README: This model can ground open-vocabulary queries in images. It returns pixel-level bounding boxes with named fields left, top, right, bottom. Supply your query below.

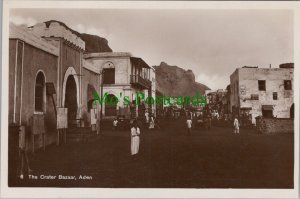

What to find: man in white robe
left=131, top=121, right=141, bottom=156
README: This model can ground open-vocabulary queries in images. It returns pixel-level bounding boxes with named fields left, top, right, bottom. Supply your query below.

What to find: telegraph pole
left=100, top=70, right=104, bottom=134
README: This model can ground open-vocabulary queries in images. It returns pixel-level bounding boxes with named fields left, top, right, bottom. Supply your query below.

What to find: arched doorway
left=35, top=71, right=45, bottom=112
left=65, top=75, right=78, bottom=126
left=105, top=94, right=117, bottom=116
left=290, top=103, right=294, bottom=119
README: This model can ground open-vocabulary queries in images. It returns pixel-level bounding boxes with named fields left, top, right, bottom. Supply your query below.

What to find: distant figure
left=216, top=112, right=220, bottom=120
left=149, top=115, right=155, bottom=130
left=186, top=117, right=192, bottom=136
left=233, top=116, right=240, bottom=134
left=131, top=120, right=141, bottom=157
left=113, top=118, right=118, bottom=130
left=204, top=110, right=212, bottom=130
left=145, top=111, right=149, bottom=125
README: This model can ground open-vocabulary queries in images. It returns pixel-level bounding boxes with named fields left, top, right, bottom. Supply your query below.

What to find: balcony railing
left=130, top=75, right=151, bottom=89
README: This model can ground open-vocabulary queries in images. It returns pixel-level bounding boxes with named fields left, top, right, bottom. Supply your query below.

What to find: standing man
left=145, top=111, right=149, bottom=128
left=149, top=114, right=155, bottom=130
left=186, top=116, right=192, bottom=136
left=131, top=120, right=141, bottom=159
left=233, top=116, right=240, bottom=134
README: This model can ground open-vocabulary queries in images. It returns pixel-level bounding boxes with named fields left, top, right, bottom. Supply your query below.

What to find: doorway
left=65, top=75, right=78, bottom=126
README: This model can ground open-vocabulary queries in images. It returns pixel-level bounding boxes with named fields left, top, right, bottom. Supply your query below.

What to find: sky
left=9, top=9, right=294, bottom=90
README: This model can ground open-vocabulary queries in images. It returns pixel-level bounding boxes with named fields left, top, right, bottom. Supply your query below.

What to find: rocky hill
left=153, top=62, right=210, bottom=96
left=80, top=33, right=112, bottom=53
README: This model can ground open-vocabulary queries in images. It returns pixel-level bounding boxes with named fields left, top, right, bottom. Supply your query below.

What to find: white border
left=1, top=1, right=300, bottom=198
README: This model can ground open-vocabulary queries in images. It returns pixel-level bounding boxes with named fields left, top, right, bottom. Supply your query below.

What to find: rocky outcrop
left=80, top=33, right=112, bottom=53
left=153, top=62, right=210, bottom=96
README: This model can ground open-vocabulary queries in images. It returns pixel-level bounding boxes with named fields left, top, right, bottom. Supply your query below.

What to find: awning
left=262, top=105, right=273, bottom=110
left=130, top=57, right=150, bottom=68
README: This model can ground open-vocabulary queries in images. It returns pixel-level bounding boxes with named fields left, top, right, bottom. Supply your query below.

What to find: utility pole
left=100, top=70, right=104, bottom=134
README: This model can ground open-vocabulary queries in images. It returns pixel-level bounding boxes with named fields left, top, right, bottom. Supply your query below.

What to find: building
left=9, top=21, right=102, bottom=151
left=205, top=89, right=228, bottom=118
left=9, top=23, right=59, bottom=151
left=83, top=52, right=154, bottom=120
left=230, top=64, right=294, bottom=124
left=9, top=19, right=158, bottom=152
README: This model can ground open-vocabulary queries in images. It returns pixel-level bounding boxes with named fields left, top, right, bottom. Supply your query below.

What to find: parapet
left=9, top=23, right=59, bottom=56
left=30, top=21, right=85, bottom=51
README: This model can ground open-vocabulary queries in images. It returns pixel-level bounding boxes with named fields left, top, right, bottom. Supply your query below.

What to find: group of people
left=185, top=114, right=240, bottom=136
left=123, top=111, right=241, bottom=160
left=144, top=111, right=160, bottom=130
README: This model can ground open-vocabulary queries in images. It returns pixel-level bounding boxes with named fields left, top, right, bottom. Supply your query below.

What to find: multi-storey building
left=9, top=21, right=102, bottom=151
left=9, top=20, right=158, bottom=152
left=83, top=52, right=154, bottom=120
left=230, top=64, right=294, bottom=124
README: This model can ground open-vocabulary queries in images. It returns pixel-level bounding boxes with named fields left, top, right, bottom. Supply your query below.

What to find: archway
left=65, top=75, right=78, bottom=125
left=34, top=71, right=46, bottom=112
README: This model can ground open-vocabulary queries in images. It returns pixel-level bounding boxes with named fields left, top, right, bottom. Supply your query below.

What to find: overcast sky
left=10, top=9, right=293, bottom=90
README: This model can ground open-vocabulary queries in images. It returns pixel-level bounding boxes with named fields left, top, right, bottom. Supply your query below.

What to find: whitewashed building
left=230, top=64, right=294, bottom=124
left=83, top=52, right=155, bottom=119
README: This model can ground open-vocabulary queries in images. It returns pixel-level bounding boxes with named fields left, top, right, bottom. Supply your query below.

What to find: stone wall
left=256, top=117, right=294, bottom=134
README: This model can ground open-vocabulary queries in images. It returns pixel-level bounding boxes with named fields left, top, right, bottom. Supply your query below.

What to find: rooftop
left=9, top=23, right=59, bottom=56
left=84, top=52, right=131, bottom=59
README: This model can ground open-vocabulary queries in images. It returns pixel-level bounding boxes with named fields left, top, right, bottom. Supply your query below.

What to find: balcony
left=130, top=75, right=151, bottom=89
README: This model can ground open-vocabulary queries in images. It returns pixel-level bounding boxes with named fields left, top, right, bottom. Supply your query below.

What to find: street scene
left=15, top=118, right=294, bottom=188
left=7, top=7, right=295, bottom=189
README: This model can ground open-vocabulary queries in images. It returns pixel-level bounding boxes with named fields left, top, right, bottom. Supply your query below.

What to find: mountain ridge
left=153, top=62, right=210, bottom=96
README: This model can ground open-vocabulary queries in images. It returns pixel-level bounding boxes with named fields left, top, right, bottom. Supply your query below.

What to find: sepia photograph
left=1, top=0, right=299, bottom=198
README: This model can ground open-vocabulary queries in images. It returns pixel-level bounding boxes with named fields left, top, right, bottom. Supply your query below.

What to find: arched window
left=105, top=94, right=117, bottom=116
left=35, top=71, right=45, bottom=112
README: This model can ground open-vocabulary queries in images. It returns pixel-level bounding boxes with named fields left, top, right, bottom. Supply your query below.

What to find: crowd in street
left=110, top=106, right=241, bottom=160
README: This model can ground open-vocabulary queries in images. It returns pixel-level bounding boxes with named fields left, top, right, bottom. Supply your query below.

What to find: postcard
left=1, top=0, right=299, bottom=198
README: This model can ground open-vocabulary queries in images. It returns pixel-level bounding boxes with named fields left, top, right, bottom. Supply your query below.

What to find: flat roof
left=84, top=52, right=131, bottom=59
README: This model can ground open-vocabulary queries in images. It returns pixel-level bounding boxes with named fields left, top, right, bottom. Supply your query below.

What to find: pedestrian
left=19, top=126, right=33, bottom=179
left=149, top=114, right=155, bottom=130
left=112, top=117, right=118, bottom=130
left=186, top=116, right=192, bottom=136
left=233, top=116, right=240, bottom=134
left=145, top=111, right=149, bottom=127
left=131, top=120, right=141, bottom=158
